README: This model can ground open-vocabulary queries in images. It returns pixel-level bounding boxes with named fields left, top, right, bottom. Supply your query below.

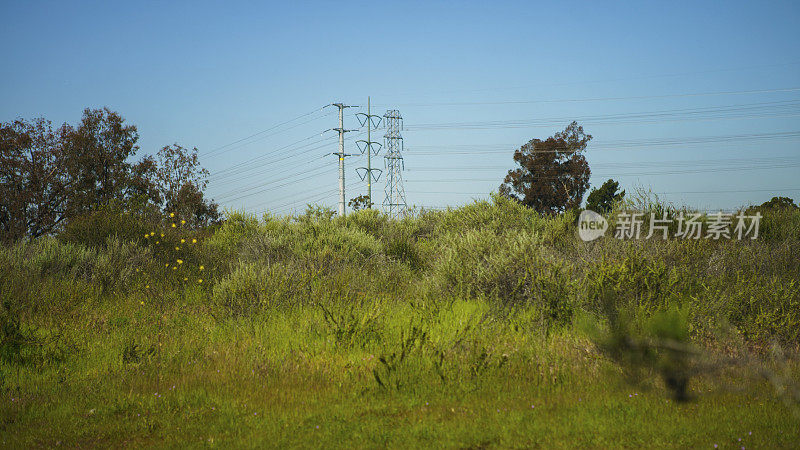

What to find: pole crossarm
left=328, top=102, right=357, bottom=217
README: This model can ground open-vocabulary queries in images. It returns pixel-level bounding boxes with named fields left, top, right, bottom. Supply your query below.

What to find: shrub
left=584, top=252, right=685, bottom=313
left=211, top=263, right=316, bottom=317
left=1, top=237, right=148, bottom=293
left=432, top=194, right=544, bottom=237
left=203, top=211, right=260, bottom=259
left=239, top=219, right=382, bottom=269
left=722, top=276, right=800, bottom=345
left=59, top=202, right=158, bottom=248
left=753, top=206, right=800, bottom=242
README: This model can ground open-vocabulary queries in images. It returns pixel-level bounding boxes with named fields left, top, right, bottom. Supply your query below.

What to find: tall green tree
left=61, top=108, right=151, bottom=213
left=0, top=118, right=70, bottom=241
left=760, top=196, right=797, bottom=209
left=586, top=179, right=625, bottom=213
left=499, top=121, right=592, bottom=214
left=1, top=108, right=219, bottom=242
left=152, top=144, right=219, bottom=227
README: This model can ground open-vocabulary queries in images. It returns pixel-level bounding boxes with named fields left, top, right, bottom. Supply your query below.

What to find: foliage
left=1, top=198, right=799, bottom=447
left=152, top=144, right=220, bottom=227
left=760, top=196, right=797, bottom=209
left=58, top=201, right=158, bottom=249
left=348, top=194, right=374, bottom=211
left=0, top=117, right=70, bottom=241
left=585, top=178, right=625, bottom=213
left=0, top=109, right=218, bottom=243
left=499, top=121, right=592, bottom=214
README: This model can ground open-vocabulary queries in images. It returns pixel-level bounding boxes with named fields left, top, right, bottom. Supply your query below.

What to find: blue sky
left=2, top=0, right=799, bottom=215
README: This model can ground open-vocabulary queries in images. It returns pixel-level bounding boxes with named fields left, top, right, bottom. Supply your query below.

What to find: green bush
left=722, top=276, right=800, bottom=344
left=211, top=263, right=316, bottom=316
left=1, top=237, right=148, bottom=293
left=203, top=211, right=261, bottom=259
left=59, top=202, right=158, bottom=249
left=239, top=219, right=382, bottom=269
left=584, top=252, right=685, bottom=313
left=754, top=206, right=800, bottom=242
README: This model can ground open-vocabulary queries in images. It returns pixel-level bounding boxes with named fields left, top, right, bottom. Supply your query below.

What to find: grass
left=1, top=195, right=799, bottom=447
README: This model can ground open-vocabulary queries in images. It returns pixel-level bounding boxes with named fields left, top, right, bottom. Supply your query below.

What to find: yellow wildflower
left=181, top=220, right=186, bottom=225
left=150, top=232, right=155, bottom=236
left=184, top=277, right=188, bottom=281
left=175, top=246, right=180, bottom=251
left=160, top=233, right=164, bottom=238
left=177, top=259, right=183, bottom=265
left=155, top=241, right=160, bottom=244
left=181, top=239, right=185, bottom=243
left=192, top=238, right=197, bottom=244
left=140, top=300, right=145, bottom=305
left=172, top=266, right=177, bottom=270
left=171, top=223, right=176, bottom=228
left=198, top=278, right=203, bottom=284
left=170, top=212, right=175, bottom=218
left=165, top=263, right=170, bottom=267
left=144, top=233, right=149, bottom=238
left=199, top=265, right=204, bottom=271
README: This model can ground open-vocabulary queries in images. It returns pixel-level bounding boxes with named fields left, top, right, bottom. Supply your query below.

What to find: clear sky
left=2, top=0, right=799, bottom=215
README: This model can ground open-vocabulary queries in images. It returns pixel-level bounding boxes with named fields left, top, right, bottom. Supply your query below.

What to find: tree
left=760, top=196, right=797, bottom=209
left=1, top=109, right=220, bottom=242
left=61, top=108, right=149, bottom=213
left=0, top=118, right=70, bottom=241
left=348, top=194, right=373, bottom=211
left=586, top=179, right=625, bottom=213
left=152, top=144, right=220, bottom=227
left=499, top=121, right=592, bottom=214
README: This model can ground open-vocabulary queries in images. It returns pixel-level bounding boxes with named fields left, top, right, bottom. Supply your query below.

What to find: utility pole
left=356, top=97, right=383, bottom=208
left=327, top=102, right=357, bottom=217
left=383, top=109, right=407, bottom=218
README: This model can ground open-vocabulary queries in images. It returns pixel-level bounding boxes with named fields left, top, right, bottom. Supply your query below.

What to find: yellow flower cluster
left=138, top=211, right=209, bottom=297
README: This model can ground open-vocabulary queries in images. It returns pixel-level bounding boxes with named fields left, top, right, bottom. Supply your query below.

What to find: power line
left=264, top=188, right=340, bottom=216
left=213, top=158, right=329, bottom=201
left=368, top=60, right=800, bottom=98
left=210, top=128, right=370, bottom=183
left=210, top=138, right=332, bottom=183
left=251, top=185, right=338, bottom=213
left=408, top=131, right=800, bottom=155
left=403, top=100, right=800, bottom=131
left=210, top=133, right=326, bottom=179
left=404, top=156, right=800, bottom=172
left=402, top=162, right=800, bottom=183
left=201, top=106, right=330, bottom=158
left=371, top=87, right=800, bottom=108
left=220, top=165, right=333, bottom=203
left=208, top=130, right=371, bottom=208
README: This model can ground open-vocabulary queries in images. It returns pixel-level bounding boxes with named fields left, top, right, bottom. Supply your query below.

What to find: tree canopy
left=760, top=196, right=797, bottom=209
left=499, top=121, right=592, bottom=214
left=0, top=108, right=218, bottom=243
left=586, top=179, right=625, bottom=213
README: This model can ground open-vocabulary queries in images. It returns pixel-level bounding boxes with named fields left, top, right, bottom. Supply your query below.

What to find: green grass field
left=2, top=196, right=799, bottom=448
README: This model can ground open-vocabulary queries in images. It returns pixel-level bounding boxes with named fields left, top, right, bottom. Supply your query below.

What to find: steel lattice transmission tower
left=383, top=109, right=407, bottom=218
